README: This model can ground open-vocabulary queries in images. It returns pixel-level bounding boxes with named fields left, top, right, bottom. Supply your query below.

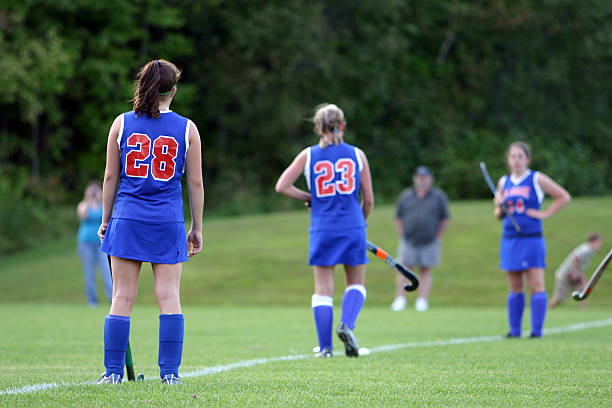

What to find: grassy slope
left=1, top=197, right=611, bottom=306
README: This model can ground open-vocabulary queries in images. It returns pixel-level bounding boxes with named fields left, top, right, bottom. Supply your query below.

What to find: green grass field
left=1, top=197, right=611, bottom=406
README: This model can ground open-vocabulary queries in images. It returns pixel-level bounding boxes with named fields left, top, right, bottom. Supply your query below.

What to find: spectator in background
left=391, top=166, right=449, bottom=312
left=77, top=180, right=113, bottom=306
left=549, top=233, right=603, bottom=309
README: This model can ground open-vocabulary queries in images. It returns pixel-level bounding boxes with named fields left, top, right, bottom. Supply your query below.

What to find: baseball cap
left=414, top=166, right=433, bottom=176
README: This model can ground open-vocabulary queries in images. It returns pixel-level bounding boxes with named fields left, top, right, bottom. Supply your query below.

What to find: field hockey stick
left=106, top=255, right=144, bottom=382
left=366, top=241, right=419, bottom=291
left=572, top=248, right=612, bottom=301
left=479, top=162, right=522, bottom=233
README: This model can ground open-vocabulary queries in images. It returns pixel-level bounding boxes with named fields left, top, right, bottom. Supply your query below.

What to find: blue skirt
left=309, top=228, right=369, bottom=267
left=101, top=218, right=188, bottom=264
left=500, top=235, right=546, bottom=271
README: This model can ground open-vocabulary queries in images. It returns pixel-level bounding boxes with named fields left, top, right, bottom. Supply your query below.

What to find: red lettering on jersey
left=314, top=161, right=335, bottom=197
left=336, top=158, right=356, bottom=194
left=151, top=136, right=178, bottom=181
left=504, top=186, right=530, bottom=199
left=125, top=133, right=151, bottom=178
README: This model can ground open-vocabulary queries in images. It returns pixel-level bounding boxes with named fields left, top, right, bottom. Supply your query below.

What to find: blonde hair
left=313, top=104, right=345, bottom=149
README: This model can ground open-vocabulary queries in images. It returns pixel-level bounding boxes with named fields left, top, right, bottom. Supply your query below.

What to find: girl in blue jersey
left=276, top=104, right=374, bottom=357
left=494, top=141, right=570, bottom=338
left=97, top=59, right=204, bottom=384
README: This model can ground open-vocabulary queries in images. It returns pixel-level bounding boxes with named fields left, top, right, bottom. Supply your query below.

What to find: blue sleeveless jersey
left=111, top=111, right=190, bottom=223
left=305, top=142, right=366, bottom=232
left=501, top=170, right=543, bottom=237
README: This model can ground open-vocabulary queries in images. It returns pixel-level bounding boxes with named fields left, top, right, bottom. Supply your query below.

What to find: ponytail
left=132, top=59, right=181, bottom=118
left=313, top=104, right=345, bottom=149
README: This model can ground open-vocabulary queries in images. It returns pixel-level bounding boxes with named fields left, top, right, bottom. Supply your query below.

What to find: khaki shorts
left=552, top=276, right=580, bottom=303
left=397, top=238, right=441, bottom=269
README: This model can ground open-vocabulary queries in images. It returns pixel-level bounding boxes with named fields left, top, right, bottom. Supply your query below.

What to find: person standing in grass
left=276, top=104, right=374, bottom=358
left=77, top=180, right=113, bottom=306
left=390, top=166, right=449, bottom=312
left=494, top=141, right=570, bottom=338
left=98, top=59, right=204, bottom=384
left=549, top=233, right=603, bottom=309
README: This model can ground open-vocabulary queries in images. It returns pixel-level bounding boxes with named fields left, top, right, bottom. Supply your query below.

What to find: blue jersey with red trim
left=501, top=170, right=543, bottom=236
left=305, top=142, right=365, bottom=231
left=111, top=111, right=190, bottom=222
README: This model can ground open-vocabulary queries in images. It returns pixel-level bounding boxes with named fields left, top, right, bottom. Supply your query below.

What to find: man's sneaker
left=390, top=297, right=406, bottom=311
left=315, top=347, right=333, bottom=358
left=336, top=322, right=359, bottom=357
left=96, top=372, right=122, bottom=384
left=161, top=374, right=182, bottom=385
left=415, top=297, right=428, bottom=312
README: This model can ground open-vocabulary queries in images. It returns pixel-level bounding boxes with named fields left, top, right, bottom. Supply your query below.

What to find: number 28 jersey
left=305, top=142, right=366, bottom=232
left=111, top=110, right=190, bottom=223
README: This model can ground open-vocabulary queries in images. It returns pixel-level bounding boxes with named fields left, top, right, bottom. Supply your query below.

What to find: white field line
left=2, top=317, right=611, bottom=396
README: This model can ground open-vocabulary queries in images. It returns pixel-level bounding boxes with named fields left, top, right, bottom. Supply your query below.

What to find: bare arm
left=525, top=172, right=571, bottom=219
left=77, top=201, right=88, bottom=220
left=357, top=148, right=374, bottom=220
left=185, top=121, right=204, bottom=257
left=436, top=218, right=449, bottom=239
left=98, top=115, right=122, bottom=242
left=275, top=149, right=311, bottom=203
left=395, top=218, right=404, bottom=236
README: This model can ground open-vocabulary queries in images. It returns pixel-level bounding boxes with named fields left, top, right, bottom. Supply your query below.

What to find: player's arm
left=493, top=178, right=505, bottom=220
left=185, top=121, right=204, bottom=257
left=525, top=173, right=571, bottom=219
left=357, top=148, right=374, bottom=220
left=275, top=149, right=311, bottom=204
left=98, top=115, right=122, bottom=242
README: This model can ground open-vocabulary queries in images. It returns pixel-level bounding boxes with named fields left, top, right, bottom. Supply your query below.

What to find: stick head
left=572, top=290, right=584, bottom=301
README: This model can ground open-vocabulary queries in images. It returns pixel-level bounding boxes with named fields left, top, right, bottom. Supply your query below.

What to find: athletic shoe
left=390, top=297, right=406, bottom=311
left=96, top=372, right=122, bottom=384
left=415, top=297, right=428, bottom=312
left=161, top=374, right=182, bottom=385
left=506, top=332, right=521, bottom=339
left=529, top=333, right=542, bottom=339
left=315, top=347, right=333, bottom=358
left=336, top=322, right=359, bottom=358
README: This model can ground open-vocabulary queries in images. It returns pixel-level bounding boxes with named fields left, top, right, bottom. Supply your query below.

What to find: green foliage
left=1, top=0, right=611, bottom=219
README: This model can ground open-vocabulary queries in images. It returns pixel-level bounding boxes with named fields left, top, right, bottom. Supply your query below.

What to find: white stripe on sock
left=311, top=294, right=333, bottom=308
left=345, top=284, right=366, bottom=299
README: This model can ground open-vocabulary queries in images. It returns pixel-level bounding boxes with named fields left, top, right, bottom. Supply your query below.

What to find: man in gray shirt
left=391, top=166, right=449, bottom=311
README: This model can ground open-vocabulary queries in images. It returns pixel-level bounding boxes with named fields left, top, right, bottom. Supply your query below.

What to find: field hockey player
left=494, top=141, right=570, bottom=338
left=97, top=59, right=204, bottom=384
left=276, top=104, right=374, bottom=358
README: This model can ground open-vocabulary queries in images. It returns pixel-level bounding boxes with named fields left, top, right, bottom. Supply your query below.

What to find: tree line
left=1, top=0, right=611, bottom=252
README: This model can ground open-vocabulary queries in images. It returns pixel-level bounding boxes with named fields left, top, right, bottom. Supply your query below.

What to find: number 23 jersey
left=112, top=110, right=190, bottom=223
left=305, top=142, right=366, bottom=232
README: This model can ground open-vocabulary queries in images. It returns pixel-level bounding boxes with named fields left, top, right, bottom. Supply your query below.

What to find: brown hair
left=313, top=104, right=345, bottom=149
left=505, top=141, right=531, bottom=159
left=587, top=233, right=601, bottom=243
left=132, top=59, right=181, bottom=118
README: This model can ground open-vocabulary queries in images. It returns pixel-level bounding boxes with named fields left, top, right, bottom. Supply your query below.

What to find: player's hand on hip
left=98, top=223, right=108, bottom=243
left=187, top=229, right=203, bottom=257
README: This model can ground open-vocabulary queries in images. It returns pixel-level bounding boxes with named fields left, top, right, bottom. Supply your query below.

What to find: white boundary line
left=2, top=318, right=611, bottom=396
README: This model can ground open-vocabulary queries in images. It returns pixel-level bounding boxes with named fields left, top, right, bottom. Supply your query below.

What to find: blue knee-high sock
left=530, top=292, right=548, bottom=337
left=104, top=314, right=130, bottom=377
left=159, top=314, right=184, bottom=378
left=340, top=284, right=366, bottom=330
left=507, top=292, right=525, bottom=337
left=312, top=295, right=333, bottom=350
